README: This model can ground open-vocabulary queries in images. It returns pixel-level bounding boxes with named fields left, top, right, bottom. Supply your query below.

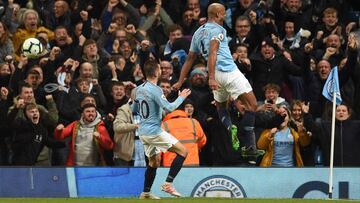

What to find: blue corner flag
left=322, top=66, right=342, bottom=105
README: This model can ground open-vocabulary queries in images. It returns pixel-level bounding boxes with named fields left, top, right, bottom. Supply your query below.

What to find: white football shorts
left=213, top=68, right=253, bottom=103
left=139, top=130, right=179, bottom=158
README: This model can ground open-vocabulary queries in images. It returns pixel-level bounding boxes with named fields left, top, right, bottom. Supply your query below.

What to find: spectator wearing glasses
left=229, top=15, right=263, bottom=55
left=160, top=60, right=177, bottom=85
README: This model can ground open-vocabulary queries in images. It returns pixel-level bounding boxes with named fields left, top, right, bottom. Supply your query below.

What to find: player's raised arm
left=155, top=88, right=191, bottom=112
left=172, top=51, right=197, bottom=90
left=178, top=88, right=191, bottom=98
left=208, top=39, right=220, bottom=90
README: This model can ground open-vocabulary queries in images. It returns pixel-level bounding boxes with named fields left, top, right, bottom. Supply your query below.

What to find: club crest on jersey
left=218, top=33, right=224, bottom=41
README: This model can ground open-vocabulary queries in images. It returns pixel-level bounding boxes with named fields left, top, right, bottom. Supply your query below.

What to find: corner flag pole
left=328, top=88, right=337, bottom=199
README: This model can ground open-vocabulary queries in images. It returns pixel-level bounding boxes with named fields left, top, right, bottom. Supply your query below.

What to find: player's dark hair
left=144, top=60, right=159, bottom=78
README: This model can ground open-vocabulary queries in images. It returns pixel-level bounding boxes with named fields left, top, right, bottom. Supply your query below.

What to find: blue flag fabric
left=322, top=66, right=342, bottom=104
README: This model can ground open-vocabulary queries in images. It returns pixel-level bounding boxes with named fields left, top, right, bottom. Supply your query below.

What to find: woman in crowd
left=257, top=105, right=311, bottom=167
left=0, top=21, right=14, bottom=63
left=290, top=100, right=315, bottom=166
left=303, top=103, right=360, bottom=166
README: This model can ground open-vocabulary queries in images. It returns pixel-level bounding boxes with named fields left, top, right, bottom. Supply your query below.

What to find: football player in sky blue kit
left=173, top=3, right=262, bottom=161
left=133, top=60, right=191, bottom=199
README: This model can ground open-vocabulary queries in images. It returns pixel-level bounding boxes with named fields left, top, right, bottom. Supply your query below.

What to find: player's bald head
left=207, top=3, right=225, bottom=18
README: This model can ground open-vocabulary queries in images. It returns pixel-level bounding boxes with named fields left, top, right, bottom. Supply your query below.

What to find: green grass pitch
left=0, top=198, right=359, bottom=203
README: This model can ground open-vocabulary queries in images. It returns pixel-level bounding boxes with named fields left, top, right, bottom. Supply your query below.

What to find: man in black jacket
left=304, top=35, right=358, bottom=119
left=250, top=37, right=303, bottom=100
left=10, top=103, right=64, bottom=166
left=0, top=87, right=10, bottom=165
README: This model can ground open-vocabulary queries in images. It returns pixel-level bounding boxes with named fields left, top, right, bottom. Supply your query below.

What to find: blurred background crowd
left=0, top=0, right=359, bottom=167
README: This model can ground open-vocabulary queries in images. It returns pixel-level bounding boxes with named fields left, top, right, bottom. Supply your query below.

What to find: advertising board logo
left=191, top=175, right=246, bottom=198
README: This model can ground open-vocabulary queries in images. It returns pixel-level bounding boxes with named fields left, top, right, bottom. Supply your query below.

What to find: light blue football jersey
left=190, top=22, right=236, bottom=72
left=132, top=81, right=184, bottom=136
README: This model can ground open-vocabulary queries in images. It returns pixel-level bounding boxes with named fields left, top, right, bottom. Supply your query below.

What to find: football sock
left=217, top=107, right=232, bottom=130
left=166, top=155, right=185, bottom=183
left=239, top=111, right=256, bottom=149
left=144, top=166, right=157, bottom=192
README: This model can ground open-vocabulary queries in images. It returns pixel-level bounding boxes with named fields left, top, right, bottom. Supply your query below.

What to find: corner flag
left=322, top=66, right=342, bottom=199
left=322, top=66, right=342, bottom=105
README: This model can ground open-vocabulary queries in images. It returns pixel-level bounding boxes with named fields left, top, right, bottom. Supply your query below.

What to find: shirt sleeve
left=153, top=87, right=184, bottom=112
left=189, top=34, right=200, bottom=53
left=209, top=27, right=225, bottom=43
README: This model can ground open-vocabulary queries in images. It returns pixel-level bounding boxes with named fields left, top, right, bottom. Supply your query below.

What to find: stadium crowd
left=0, top=0, right=359, bottom=167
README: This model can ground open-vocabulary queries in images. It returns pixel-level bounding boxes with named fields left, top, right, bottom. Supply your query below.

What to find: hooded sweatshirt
left=75, top=112, right=102, bottom=166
